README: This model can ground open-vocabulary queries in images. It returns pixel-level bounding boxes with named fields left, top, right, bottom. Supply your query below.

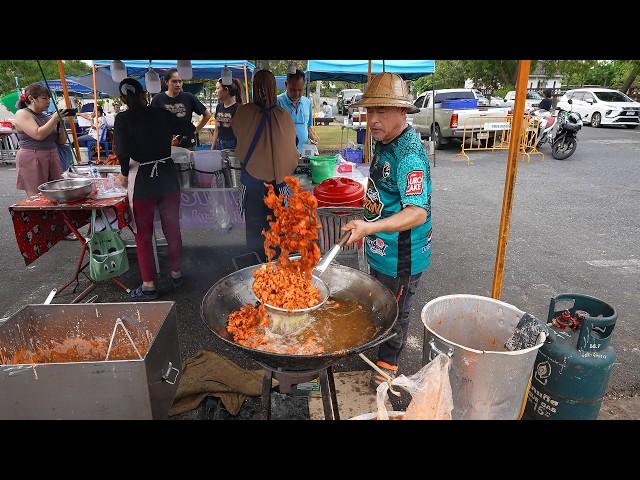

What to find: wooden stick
left=56, top=60, right=82, bottom=164
left=491, top=60, right=531, bottom=299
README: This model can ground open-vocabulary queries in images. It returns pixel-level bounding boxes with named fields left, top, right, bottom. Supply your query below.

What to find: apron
left=127, top=155, right=172, bottom=231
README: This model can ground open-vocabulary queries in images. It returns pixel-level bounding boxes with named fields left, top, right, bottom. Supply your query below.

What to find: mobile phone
left=60, top=108, right=77, bottom=117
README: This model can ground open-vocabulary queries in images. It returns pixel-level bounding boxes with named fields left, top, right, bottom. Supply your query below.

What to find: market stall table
left=8, top=193, right=132, bottom=303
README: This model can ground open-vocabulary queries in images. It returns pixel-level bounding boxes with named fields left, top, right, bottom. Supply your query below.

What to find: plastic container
left=78, top=147, right=89, bottom=163
left=441, top=98, right=478, bottom=109
left=309, top=155, right=336, bottom=184
left=313, top=177, right=364, bottom=207
left=342, top=147, right=363, bottom=163
left=421, top=294, right=545, bottom=420
left=192, top=150, right=223, bottom=188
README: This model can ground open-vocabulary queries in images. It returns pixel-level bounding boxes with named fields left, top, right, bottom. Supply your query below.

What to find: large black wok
left=201, top=263, right=398, bottom=371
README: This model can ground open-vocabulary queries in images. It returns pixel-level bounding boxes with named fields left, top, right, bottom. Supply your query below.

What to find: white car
left=502, top=90, right=544, bottom=113
left=557, top=88, right=640, bottom=129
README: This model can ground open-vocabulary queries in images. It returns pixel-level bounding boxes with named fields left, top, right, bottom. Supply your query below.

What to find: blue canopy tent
left=37, top=78, right=101, bottom=97
left=91, top=59, right=256, bottom=82
left=306, top=60, right=435, bottom=82
left=275, top=75, right=287, bottom=90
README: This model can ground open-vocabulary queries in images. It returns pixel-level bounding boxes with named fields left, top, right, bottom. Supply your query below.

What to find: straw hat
left=350, top=72, right=420, bottom=114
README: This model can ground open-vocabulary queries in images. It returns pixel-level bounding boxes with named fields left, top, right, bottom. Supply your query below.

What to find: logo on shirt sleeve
left=405, top=170, right=424, bottom=196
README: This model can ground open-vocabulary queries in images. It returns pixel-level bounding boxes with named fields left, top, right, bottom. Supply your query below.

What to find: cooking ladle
left=265, top=231, right=352, bottom=336
left=312, top=230, right=352, bottom=278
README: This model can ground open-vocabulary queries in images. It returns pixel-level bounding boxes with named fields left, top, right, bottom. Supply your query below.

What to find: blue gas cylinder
left=523, top=293, right=617, bottom=420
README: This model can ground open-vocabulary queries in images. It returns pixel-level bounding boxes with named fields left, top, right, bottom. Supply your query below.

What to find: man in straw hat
left=342, top=72, right=432, bottom=389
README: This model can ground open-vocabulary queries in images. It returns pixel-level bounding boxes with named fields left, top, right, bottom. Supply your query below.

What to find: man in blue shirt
left=277, top=69, right=318, bottom=153
left=342, top=73, right=430, bottom=390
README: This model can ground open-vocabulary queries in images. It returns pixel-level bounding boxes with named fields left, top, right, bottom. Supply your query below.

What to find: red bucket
left=314, top=177, right=364, bottom=208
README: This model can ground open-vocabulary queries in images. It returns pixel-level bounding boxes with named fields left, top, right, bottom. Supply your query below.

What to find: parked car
left=556, top=88, right=640, bottom=129
left=502, top=90, right=543, bottom=112
left=407, top=89, right=512, bottom=149
left=337, top=88, right=363, bottom=115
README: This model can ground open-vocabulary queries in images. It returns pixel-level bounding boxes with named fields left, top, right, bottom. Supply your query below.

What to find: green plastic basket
left=309, top=155, right=336, bottom=184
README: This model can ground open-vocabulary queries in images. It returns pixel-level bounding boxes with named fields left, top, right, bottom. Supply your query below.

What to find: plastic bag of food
left=376, top=353, right=453, bottom=420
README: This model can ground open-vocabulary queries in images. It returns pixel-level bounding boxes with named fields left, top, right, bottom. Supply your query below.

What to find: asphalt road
left=1, top=122, right=638, bottom=417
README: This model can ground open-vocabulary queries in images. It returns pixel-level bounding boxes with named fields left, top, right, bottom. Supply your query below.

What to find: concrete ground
left=1, top=122, right=638, bottom=419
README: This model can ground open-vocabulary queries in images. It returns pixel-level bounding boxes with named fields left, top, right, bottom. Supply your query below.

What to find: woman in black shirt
left=211, top=78, right=243, bottom=150
left=114, top=78, right=192, bottom=301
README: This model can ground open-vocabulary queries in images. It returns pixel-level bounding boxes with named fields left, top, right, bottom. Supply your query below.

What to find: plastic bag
left=376, top=353, right=454, bottom=420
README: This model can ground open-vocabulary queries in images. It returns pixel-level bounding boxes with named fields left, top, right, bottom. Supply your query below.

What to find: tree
left=619, top=61, right=640, bottom=93
left=412, top=60, right=535, bottom=96
left=0, top=60, right=91, bottom=96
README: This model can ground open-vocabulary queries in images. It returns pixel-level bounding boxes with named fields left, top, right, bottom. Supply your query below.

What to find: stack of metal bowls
left=222, top=149, right=242, bottom=188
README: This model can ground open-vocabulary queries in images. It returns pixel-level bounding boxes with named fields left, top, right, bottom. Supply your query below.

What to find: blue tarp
left=91, top=60, right=256, bottom=81
left=306, top=60, right=435, bottom=82
left=37, top=78, right=94, bottom=95
left=275, top=75, right=287, bottom=90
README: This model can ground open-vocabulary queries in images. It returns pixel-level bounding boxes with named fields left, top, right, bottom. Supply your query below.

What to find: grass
left=314, top=124, right=359, bottom=153
left=197, top=123, right=357, bottom=154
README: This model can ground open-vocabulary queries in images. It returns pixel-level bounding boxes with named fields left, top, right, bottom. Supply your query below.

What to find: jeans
left=370, top=269, right=423, bottom=366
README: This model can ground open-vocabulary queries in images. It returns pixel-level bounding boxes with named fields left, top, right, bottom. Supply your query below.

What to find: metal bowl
left=38, top=178, right=94, bottom=203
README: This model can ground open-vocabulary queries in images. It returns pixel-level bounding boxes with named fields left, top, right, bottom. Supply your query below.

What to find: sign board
left=484, top=122, right=511, bottom=131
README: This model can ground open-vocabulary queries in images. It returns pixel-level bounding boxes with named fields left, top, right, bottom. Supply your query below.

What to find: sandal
left=370, top=361, right=398, bottom=391
left=129, top=285, right=159, bottom=301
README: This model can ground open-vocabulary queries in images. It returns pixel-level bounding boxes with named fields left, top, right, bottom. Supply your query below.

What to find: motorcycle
left=532, top=99, right=583, bottom=160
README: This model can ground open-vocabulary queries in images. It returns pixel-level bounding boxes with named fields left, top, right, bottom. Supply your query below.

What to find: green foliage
left=0, top=60, right=91, bottom=96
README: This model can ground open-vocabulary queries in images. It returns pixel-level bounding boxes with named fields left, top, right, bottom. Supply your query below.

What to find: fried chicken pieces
left=226, top=177, right=323, bottom=353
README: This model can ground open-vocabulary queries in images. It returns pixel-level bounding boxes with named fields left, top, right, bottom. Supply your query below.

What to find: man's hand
left=341, top=219, right=373, bottom=245
left=117, top=174, right=128, bottom=188
left=308, top=128, right=319, bottom=144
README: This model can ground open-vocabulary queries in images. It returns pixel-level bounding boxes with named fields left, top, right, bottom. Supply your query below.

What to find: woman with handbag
left=114, top=78, right=193, bottom=301
left=13, top=84, right=76, bottom=197
left=231, top=70, right=299, bottom=262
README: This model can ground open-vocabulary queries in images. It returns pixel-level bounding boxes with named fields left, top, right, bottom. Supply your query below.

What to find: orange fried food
left=227, top=176, right=324, bottom=350
left=253, top=176, right=322, bottom=310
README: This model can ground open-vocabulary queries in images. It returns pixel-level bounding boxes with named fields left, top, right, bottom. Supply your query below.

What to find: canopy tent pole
left=432, top=70, right=436, bottom=167
left=92, top=64, right=101, bottom=163
left=56, top=60, right=82, bottom=165
left=364, top=60, right=372, bottom=163
left=243, top=65, right=249, bottom=103
left=491, top=60, right=531, bottom=299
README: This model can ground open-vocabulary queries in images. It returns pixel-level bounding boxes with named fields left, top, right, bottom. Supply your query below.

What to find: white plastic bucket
left=421, top=294, right=544, bottom=420
left=78, top=147, right=89, bottom=163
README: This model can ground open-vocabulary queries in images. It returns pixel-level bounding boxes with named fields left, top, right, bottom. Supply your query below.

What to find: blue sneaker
left=130, top=285, right=159, bottom=301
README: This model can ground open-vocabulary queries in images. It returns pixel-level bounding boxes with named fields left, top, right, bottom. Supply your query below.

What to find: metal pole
left=432, top=71, right=436, bottom=167
left=243, top=65, right=249, bottom=104
left=92, top=64, right=101, bottom=163
left=491, top=60, right=531, bottom=299
left=364, top=60, right=372, bottom=163
left=56, top=60, right=82, bottom=165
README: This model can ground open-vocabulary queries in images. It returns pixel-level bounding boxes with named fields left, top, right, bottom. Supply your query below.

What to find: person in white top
left=105, top=102, right=121, bottom=129
left=322, top=101, right=333, bottom=118
left=76, top=105, right=107, bottom=146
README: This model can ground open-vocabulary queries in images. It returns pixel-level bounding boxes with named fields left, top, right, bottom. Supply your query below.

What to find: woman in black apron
left=231, top=70, right=299, bottom=262
left=114, top=78, right=194, bottom=301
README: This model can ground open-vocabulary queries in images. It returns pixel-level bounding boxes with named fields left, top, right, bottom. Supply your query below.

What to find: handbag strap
left=90, top=208, right=113, bottom=237
left=242, top=106, right=274, bottom=170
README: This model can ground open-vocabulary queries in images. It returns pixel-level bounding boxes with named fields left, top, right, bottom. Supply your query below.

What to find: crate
left=441, top=98, right=478, bottom=109
left=342, top=147, right=363, bottom=163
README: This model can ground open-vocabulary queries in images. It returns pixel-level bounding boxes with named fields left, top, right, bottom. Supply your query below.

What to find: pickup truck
left=408, top=89, right=512, bottom=149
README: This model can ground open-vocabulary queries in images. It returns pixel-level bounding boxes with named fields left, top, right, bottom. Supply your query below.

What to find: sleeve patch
left=405, top=170, right=424, bottom=196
